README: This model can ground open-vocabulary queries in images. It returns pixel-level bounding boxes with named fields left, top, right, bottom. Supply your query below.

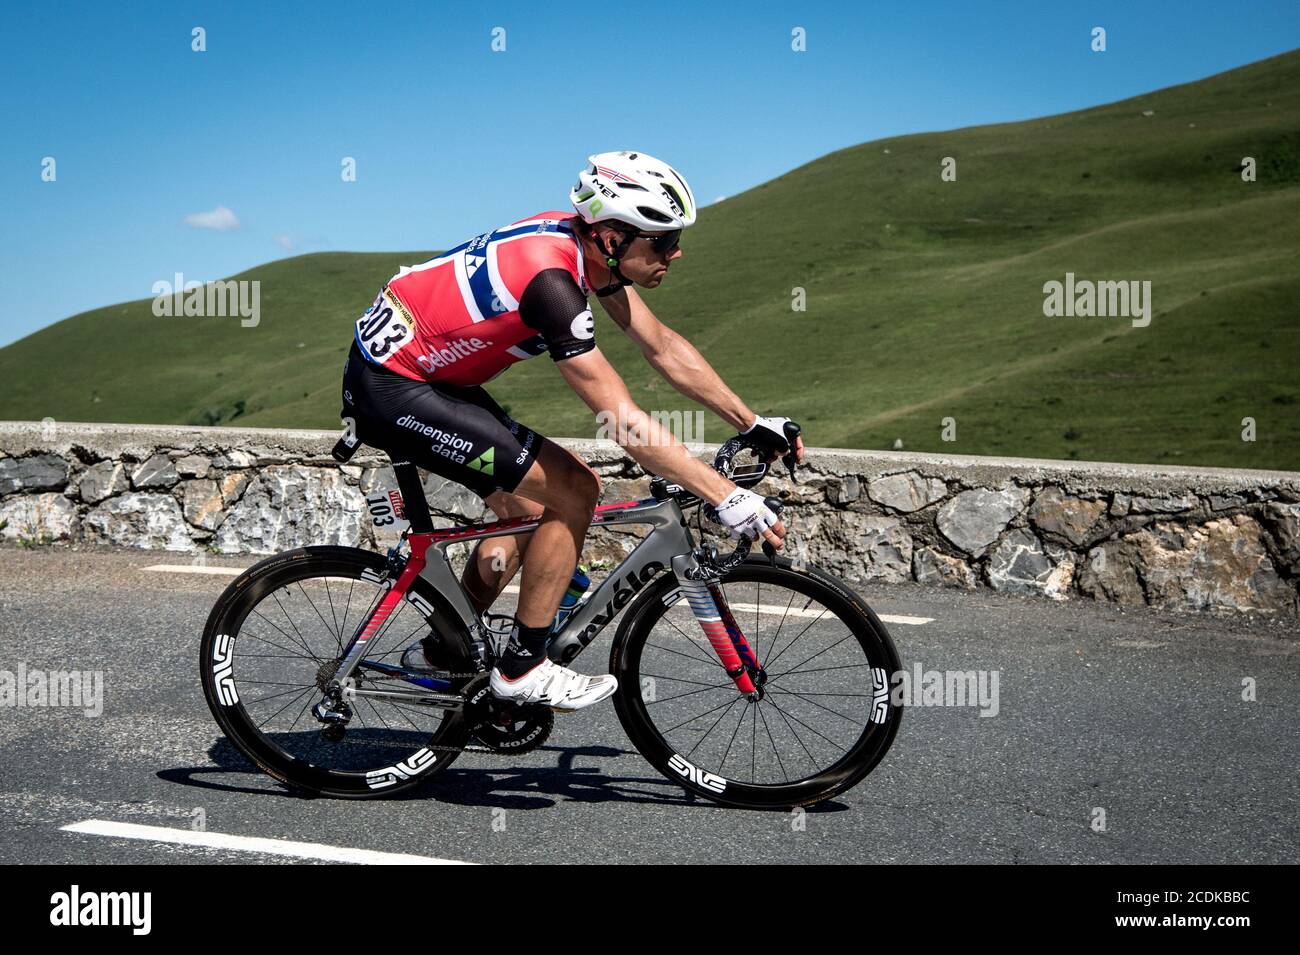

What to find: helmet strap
left=593, top=229, right=635, bottom=297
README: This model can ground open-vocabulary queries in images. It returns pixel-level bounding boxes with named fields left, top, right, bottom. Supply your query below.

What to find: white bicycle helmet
left=570, top=151, right=697, bottom=232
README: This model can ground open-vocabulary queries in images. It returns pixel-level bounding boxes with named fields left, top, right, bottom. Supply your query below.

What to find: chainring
left=462, top=674, right=554, bottom=755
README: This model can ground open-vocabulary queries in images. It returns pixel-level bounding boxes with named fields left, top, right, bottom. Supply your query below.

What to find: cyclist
left=341, top=150, right=804, bottom=711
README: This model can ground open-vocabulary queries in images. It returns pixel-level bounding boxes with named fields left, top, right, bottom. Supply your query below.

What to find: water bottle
left=551, top=566, right=590, bottom=633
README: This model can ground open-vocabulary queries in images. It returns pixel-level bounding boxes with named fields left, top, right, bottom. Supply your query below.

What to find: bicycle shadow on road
left=163, top=738, right=850, bottom=813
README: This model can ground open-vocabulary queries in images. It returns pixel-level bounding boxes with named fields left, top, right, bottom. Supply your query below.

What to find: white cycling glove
left=714, top=488, right=780, bottom=542
left=744, top=415, right=795, bottom=458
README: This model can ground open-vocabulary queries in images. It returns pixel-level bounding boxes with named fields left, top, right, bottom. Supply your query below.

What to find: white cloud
left=184, top=205, right=240, bottom=231
left=712, top=195, right=726, bottom=204
left=274, top=234, right=296, bottom=250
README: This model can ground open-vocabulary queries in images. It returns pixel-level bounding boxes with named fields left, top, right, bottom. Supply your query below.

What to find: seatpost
left=390, top=459, right=433, bottom=534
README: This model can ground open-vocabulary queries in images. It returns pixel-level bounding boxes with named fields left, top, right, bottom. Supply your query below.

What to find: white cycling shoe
left=489, top=658, right=618, bottom=712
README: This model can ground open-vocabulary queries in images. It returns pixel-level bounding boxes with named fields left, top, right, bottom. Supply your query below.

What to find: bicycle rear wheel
left=610, top=556, right=902, bottom=809
left=200, top=546, right=475, bottom=798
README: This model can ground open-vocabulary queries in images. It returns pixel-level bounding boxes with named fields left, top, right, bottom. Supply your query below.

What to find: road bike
left=200, top=427, right=902, bottom=809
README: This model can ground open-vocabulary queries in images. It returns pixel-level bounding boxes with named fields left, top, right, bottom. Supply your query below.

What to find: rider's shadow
left=427, top=743, right=701, bottom=810
left=167, top=738, right=703, bottom=809
left=168, top=739, right=851, bottom=813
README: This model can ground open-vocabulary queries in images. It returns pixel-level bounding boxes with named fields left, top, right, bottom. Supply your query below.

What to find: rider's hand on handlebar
left=743, top=415, right=805, bottom=470
left=714, top=487, right=786, bottom=551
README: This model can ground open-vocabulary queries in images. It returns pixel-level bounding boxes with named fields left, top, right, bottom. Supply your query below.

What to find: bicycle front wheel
left=610, top=557, right=902, bottom=809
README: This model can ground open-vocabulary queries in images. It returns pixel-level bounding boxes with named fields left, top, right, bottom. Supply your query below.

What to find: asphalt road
left=0, top=543, right=1295, bottom=865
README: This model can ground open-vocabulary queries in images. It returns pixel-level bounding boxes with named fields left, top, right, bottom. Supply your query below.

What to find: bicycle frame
left=329, top=490, right=763, bottom=709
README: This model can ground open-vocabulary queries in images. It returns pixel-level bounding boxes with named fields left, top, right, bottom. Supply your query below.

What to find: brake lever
left=781, top=421, right=802, bottom=481
left=760, top=495, right=784, bottom=564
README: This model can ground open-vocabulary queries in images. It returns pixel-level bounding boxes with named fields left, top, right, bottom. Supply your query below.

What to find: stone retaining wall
left=2, top=422, right=1297, bottom=616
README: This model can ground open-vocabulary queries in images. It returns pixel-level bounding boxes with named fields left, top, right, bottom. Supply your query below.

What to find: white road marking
left=142, top=564, right=246, bottom=575
left=61, top=819, right=474, bottom=865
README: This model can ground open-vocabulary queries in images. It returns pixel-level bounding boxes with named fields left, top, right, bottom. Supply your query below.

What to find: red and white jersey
left=353, top=211, right=593, bottom=386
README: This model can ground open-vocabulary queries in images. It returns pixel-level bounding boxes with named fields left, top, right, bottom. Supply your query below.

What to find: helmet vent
left=637, top=206, right=673, bottom=224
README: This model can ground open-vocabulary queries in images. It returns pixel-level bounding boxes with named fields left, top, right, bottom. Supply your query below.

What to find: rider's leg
left=507, top=439, right=601, bottom=629
left=461, top=491, right=540, bottom=615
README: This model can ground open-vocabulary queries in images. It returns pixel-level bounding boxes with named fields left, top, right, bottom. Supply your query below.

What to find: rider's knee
left=562, top=464, right=601, bottom=519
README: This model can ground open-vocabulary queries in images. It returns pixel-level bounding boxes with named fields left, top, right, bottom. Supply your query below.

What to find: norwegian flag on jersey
left=353, top=211, right=590, bottom=386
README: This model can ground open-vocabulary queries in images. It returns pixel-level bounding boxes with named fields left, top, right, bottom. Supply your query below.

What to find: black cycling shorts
left=341, top=342, right=544, bottom=498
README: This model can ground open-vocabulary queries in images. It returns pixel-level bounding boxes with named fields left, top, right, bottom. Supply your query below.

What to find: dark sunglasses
left=634, top=229, right=681, bottom=254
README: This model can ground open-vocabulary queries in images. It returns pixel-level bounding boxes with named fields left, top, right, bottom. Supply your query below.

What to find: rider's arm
left=596, top=286, right=754, bottom=432
left=555, top=347, right=735, bottom=506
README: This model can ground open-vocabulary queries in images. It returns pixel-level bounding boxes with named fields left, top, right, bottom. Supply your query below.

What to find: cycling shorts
left=340, top=341, right=544, bottom=498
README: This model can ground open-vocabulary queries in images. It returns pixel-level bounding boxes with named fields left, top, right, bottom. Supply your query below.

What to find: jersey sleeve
left=517, top=268, right=596, bottom=363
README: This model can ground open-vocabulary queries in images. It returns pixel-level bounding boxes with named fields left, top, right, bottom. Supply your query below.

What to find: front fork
left=671, top=554, right=763, bottom=698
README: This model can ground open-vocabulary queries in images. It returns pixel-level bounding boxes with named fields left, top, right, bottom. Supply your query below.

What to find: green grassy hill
left=3, top=50, right=1298, bottom=469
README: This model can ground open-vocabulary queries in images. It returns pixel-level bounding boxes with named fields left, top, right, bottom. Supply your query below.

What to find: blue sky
left=2, top=1, right=1297, bottom=347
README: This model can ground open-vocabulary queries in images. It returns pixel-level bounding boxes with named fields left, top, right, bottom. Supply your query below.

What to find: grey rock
left=175, top=454, right=212, bottom=479
left=912, top=547, right=976, bottom=589
left=1261, top=502, right=1300, bottom=570
left=181, top=479, right=225, bottom=530
left=77, top=461, right=129, bottom=504
left=1130, top=493, right=1198, bottom=514
left=212, top=450, right=256, bottom=469
left=1109, top=493, right=1130, bottom=517
left=1134, top=515, right=1295, bottom=613
left=1029, top=487, right=1107, bottom=546
left=219, top=470, right=253, bottom=506
left=854, top=514, right=913, bottom=581
left=828, top=475, right=861, bottom=505
left=83, top=492, right=195, bottom=551
left=213, top=465, right=366, bottom=555
left=867, top=471, right=946, bottom=513
left=1208, top=494, right=1245, bottom=512
left=936, top=487, right=1030, bottom=557
left=0, top=454, right=68, bottom=494
left=0, top=493, right=78, bottom=542
left=1077, top=541, right=1146, bottom=606
left=130, top=453, right=179, bottom=489
left=987, top=529, right=1073, bottom=599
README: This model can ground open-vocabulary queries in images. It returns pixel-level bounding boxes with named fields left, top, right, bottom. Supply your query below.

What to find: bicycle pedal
left=481, top=612, right=515, bottom=637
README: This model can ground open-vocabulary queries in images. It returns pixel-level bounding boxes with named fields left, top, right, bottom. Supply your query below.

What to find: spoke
left=763, top=696, right=823, bottom=771
left=322, top=576, right=341, bottom=649
left=297, top=580, right=339, bottom=647
left=650, top=682, right=734, bottom=705
left=255, top=685, right=316, bottom=729
left=718, top=698, right=750, bottom=771
left=766, top=662, right=871, bottom=684
left=762, top=695, right=844, bottom=750
left=645, top=638, right=723, bottom=671
left=659, top=694, right=742, bottom=736
left=662, top=615, right=727, bottom=668
left=762, top=587, right=799, bottom=665
left=686, top=695, right=742, bottom=760
left=286, top=696, right=316, bottom=732
left=769, top=685, right=867, bottom=727
left=639, top=672, right=729, bottom=689
left=250, top=607, right=323, bottom=665
left=236, top=626, right=318, bottom=662
left=242, top=684, right=317, bottom=708
left=340, top=577, right=357, bottom=646
left=764, top=607, right=831, bottom=672
left=270, top=589, right=321, bottom=663
left=756, top=701, right=789, bottom=783
left=768, top=631, right=857, bottom=686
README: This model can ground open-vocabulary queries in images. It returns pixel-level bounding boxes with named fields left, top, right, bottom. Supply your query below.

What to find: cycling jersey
left=353, top=211, right=596, bottom=386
